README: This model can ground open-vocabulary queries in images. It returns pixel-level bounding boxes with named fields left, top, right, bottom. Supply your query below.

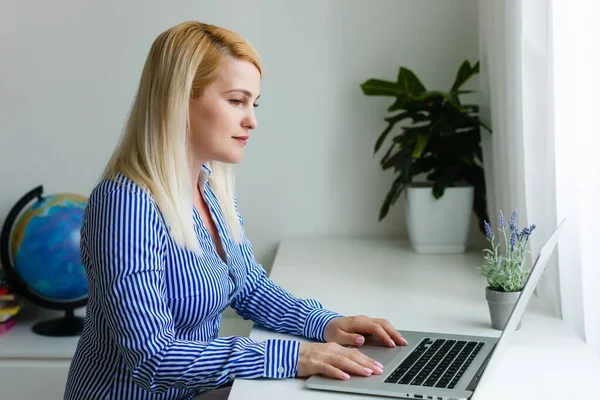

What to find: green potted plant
left=360, top=60, right=491, bottom=253
left=480, top=209, right=536, bottom=330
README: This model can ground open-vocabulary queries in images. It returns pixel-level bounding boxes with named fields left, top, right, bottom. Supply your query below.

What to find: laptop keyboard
left=384, top=337, right=484, bottom=389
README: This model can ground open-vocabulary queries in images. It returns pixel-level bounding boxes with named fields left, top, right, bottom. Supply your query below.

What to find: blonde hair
left=101, top=21, right=262, bottom=254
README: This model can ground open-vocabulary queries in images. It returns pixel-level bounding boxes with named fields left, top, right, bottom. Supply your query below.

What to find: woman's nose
left=244, top=111, right=258, bottom=130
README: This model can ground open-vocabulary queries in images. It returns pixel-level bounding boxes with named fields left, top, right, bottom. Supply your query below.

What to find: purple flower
left=509, top=209, right=518, bottom=231
left=520, top=224, right=536, bottom=241
left=499, top=210, right=505, bottom=230
left=510, top=230, right=517, bottom=250
left=484, top=221, right=493, bottom=239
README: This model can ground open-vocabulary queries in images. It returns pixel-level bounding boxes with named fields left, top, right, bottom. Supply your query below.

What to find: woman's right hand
left=296, top=342, right=384, bottom=380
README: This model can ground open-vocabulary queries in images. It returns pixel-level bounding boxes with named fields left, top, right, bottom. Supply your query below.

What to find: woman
left=64, top=21, right=407, bottom=400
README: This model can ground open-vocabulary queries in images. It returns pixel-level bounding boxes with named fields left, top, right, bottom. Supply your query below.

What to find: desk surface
left=0, top=305, right=86, bottom=359
left=229, top=237, right=600, bottom=400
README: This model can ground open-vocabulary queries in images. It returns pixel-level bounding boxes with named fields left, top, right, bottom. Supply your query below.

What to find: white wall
left=0, top=0, right=481, bottom=271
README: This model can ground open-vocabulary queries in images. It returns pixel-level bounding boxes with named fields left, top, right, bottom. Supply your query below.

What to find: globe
left=0, top=185, right=89, bottom=336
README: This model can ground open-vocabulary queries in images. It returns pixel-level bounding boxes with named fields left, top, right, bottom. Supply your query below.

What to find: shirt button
left=278, top=366, right=285, bottom=374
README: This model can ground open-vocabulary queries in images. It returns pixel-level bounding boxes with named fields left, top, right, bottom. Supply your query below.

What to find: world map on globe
left=9, top=193, right=88, bottom=302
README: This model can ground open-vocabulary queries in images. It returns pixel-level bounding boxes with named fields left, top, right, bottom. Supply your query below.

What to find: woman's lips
left=233, top=136, right=249, bottom=145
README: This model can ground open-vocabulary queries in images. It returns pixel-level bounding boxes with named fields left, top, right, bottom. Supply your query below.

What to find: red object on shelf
left=0, top=317, right=17, bottom=336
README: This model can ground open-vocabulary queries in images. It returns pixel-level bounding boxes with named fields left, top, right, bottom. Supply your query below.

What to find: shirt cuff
left=303, top=308, right=344, bottom=342
left=263, top=339, right=301, bottom=379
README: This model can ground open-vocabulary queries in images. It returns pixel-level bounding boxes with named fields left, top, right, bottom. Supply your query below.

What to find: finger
left=375, top=319, right=408, bottom=346
left=346, top=349, right=384, bottom=373
left=354, top=319, right=396, bottom=347
left=329, top=354, right=374, bottom=377
left=319, top=363, right=350, bottom=380
left=336, top=331, right=367, bottom=346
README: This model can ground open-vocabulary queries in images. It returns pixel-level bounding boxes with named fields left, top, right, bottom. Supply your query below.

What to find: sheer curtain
left=551, top=0, right=600, bottom=358
left=478, top=0, right=599, bottom=357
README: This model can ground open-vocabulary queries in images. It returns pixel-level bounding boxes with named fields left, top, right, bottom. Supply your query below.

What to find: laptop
left=306, top=219, right=565, bottom=400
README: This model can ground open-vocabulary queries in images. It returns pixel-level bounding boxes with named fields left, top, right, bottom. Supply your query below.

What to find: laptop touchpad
left=354, top=335, right=408, bottom=365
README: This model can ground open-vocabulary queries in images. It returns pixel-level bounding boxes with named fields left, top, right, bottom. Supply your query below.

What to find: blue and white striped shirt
left=64, top=167, right=341, bottom=400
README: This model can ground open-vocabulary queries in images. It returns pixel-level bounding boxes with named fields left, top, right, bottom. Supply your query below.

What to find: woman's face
left=189, top=58, right=261, bottom=167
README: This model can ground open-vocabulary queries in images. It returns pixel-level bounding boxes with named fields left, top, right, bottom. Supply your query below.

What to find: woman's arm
left=84, top=188, right=300, bottom=393
left=229, top=200, right=343, bottom=342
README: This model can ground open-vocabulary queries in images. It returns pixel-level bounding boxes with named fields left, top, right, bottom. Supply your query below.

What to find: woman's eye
left=253, top=103, right=259, bottom=108
left=229, top=99, right=242, bottom=106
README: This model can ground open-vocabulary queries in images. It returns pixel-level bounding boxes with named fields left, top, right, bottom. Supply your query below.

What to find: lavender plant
left=480, top=209, right=536, bottom=292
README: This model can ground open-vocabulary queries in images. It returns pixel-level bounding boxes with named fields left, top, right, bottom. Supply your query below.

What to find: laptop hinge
left=466, top=344, right=496, bottom=391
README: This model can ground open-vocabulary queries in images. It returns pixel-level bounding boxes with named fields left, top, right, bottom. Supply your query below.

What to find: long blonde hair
left=101, top=21, right=262, bottom=254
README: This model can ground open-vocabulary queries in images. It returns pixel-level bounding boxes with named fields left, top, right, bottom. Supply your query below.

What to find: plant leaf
left=397, top=67, right=426, bottom=96
left=394, top=148, right=413, bottom=180
left=432, top=183, right=445, bottom=199
left=379, top=144, right=395, bottom=166
left=410, top=156, right=436, bottom=175
left=374, top=123, right=396, bottom=153
left=381, top=149, right=404, bottom=170
left=374, top=112, right=414, bottom=152
left=463, top=104, right=480, bottom=113
left=414, top=90, right=446, bottom=102
left=379, top=176, right=407, bottom=220
left=450, top=60, right=480, bottom=92
left=412, top=134, right=429, bottom=158
left=395, top=125, right=430, bottom=139
left=360, top=79, right=405, bottom=97
left=478, top=119, right=492, bottom=132
left=475, top=146, right=483, bottom=162
left=427, top=114, right=447, bottom=139
left=387, top=95, right=410, bottom=112
left=443, top=93, right=464, bottom=111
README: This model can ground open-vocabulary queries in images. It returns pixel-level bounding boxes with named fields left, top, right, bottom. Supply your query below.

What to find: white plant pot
left=405, top=184, right=474, bottom=253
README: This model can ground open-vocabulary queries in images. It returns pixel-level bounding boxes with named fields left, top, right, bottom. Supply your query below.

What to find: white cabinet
left=0, top=304, right=253, bottom=399
left=0, top=305, right=82, bottom=400
left=0, top=360, right=71, bottom=400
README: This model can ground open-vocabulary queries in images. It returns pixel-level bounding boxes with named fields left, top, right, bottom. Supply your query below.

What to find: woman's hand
left=296, top=342, right=384, bottom=380
left=324, top=315, right=407, bottom=348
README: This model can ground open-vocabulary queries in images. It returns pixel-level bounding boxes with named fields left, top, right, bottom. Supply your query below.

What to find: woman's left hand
left=324, top=315, right=408, bottom=348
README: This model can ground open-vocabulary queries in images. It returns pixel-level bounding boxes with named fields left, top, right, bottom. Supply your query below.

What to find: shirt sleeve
left=83, top=187, right=300, bottom=394
left=229, top=200, right=343, bottom=342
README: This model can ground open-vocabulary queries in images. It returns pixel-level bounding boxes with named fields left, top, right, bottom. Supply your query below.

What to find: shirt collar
left=198, top=164, right=212, bottom=185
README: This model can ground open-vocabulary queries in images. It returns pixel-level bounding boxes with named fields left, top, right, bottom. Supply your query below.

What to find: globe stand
left=0, top=185, right=89, bottom=338
left=31, top=308, right=84, bottom=337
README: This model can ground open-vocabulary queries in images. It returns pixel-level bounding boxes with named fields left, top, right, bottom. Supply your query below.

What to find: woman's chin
left=216, top=151, right=244, bottom=165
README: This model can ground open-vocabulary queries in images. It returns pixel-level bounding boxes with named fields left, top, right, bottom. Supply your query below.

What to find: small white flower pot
left=405, top=183, right=473, bottom=253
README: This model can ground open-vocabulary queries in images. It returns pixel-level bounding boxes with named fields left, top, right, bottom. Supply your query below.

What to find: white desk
left=229, top=237, right=600, bottom=400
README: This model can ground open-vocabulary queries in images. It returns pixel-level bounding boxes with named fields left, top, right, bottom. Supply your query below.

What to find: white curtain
left=478, top=0, right=599, bottom=357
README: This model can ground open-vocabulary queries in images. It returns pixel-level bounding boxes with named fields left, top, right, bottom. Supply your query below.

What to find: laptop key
left=435, top=379, right=450, bottom=388
left=386, top=339, right=486, bottom=387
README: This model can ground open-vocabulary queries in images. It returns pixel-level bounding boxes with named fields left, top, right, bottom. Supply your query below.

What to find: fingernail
left=355, top=336, right=365, bottom=345
left=342, top=373, right=350, bottom=380
left=375, top=361, right=383, bottom=369
left=373, top=366, right=383, bottom=374
left=364, top=368, right=373, bottom=375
